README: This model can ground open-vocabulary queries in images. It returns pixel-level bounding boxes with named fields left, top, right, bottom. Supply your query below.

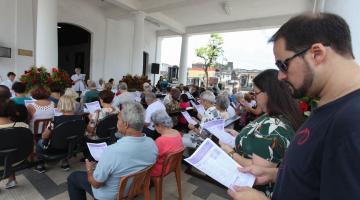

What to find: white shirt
left=163, top=94, right=172, bottom=105
left=1, top=79, right=14, bottom=89
left=145, top=100, right=166, bottom=131
left=71, top=74, right=86, bottom=92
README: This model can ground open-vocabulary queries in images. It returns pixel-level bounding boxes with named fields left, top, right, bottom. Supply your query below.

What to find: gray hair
left=145, top=92, right=156, bottom=102
left=118, top=82, right=128, bottom=90
left=121, top=102, right=145, bottom=131
left=200, top=90, right=216, bottom=104
left=151, top=110, right=173, bottom=128
left=216, top=94, right=230, bottom=111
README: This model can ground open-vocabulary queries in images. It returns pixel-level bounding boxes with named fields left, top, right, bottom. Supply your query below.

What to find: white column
left=179, top=34, right=189, bottom=85
left=323, top=0, right=360, bottom=62
left=131, top=11, right=145, bottom=75
left=36, top=0, right=58, bottom=70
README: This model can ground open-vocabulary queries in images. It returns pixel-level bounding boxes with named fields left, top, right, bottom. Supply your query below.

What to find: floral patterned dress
left=235, top=114, right=295, bottom=197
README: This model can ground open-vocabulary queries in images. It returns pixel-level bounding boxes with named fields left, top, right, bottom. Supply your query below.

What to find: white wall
left=58, top=0, right=107, bottom=82
left=0, top=0, right=158, bottom=84
left=103, top=19, right=158, bottom=83
left=58, top=0, right=158, bottom=84
left=0, top=0, right=35, bottom=82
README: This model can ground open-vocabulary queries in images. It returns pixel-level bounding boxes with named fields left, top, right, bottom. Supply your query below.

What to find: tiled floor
left=0, top=157, right=231, bottom=200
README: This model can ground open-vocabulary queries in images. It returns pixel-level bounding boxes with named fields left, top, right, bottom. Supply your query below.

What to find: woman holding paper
left=35, top=95, right=81, bottom=173
left=150, top=110, right=184, bottom=176
left=183, top=90, right=222, bottom=148
left=220, top=69, right=303, bottom=197
left=86, top=90, right=119, bottom=138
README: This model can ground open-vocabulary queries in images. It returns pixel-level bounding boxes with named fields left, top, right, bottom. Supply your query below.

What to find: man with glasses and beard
left=228, top=12, right=360, bottom=200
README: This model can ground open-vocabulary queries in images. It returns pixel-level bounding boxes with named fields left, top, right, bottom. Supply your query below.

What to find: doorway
left=58, top=23, right=91, bottom=80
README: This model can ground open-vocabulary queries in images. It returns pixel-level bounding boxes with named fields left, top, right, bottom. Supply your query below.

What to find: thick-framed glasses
left=275, top=47, right=310, bottom=72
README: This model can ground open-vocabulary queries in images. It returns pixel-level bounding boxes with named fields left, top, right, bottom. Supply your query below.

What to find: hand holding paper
left=85, top=101, right=101, bottom=113
left=185, top=138, right=255, bottom=188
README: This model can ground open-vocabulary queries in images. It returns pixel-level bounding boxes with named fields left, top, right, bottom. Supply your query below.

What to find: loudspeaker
left=151, top=63, right=160, bottom=74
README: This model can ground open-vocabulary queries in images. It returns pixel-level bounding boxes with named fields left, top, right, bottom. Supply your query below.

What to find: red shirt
left=178, top=102, right=190, bottom=124
left=151, top=133, right=184, bottom=176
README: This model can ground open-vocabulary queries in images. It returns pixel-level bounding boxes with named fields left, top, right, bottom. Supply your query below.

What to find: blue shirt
left=92, top=135, right=158, bottom=200
left=273, top=89, right=360, bottom=200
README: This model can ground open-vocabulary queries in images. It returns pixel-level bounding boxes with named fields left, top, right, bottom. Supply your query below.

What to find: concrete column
left=323, top=0, right=360, bottom=62
left=131, top=11, right=145, bottom=75
left=35, top=0, right=58, bottom=70
left=179, top=34, right=189, bottom=85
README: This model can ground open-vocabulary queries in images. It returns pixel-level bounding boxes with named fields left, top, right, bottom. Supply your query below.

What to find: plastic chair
left=0, top=127, right=33, bottom=180
left=117, top=165, right=154, bottom=200
left=33, top=118, right=52, bottom=141
left=151, top=149, right=184, bottom=200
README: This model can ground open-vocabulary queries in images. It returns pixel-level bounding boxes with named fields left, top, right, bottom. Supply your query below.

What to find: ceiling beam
left=147, top=12, right=186, bottom=34
left=105, top=0, right=139, bottom=11
left=140, top=0, right=209, bottom=13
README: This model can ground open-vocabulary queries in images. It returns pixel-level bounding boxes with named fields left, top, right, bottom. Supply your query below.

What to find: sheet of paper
left=24, top=100, right=36, bottom=107
left=202, top=119, right=224, bottom=130
left=207, top=127, right=236, bottom=148
left=181, top=111, right=198, bottom=125
left=53, top=109, right=63, bottom=116
left=194, top=104, right=206, bottom=116
left=85, top=101, right=101, bottom=113
left=185, top=138, right=255, bottom=188
left=86, top=142, right=108, bottom=161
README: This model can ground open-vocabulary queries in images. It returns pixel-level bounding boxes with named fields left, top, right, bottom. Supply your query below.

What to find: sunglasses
left=275, top=47, right=310, bottom=72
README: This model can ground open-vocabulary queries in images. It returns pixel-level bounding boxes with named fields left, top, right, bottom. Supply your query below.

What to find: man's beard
left=287, top=61, right=314, bottom=98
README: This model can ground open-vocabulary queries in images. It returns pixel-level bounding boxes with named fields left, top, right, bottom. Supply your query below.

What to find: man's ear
left=310, top=43, right=328, bottom=65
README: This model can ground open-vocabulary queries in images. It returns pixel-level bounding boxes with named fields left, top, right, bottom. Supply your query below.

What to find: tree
left=195, top=33, right=224, bottom=87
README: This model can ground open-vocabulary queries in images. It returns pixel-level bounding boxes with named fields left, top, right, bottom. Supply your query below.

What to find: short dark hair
left=0, top=85, right=11, bottom=99
left=0, top=98, right=16, bottom=118
left=99, top=90, right=115, bottom=103
left=180, top=93, right=189, bottom=102
left=253, top=69, right=303, bottom=130
left=49, top=83, right=62, bottom=93
left=108, top=78, right=114, bottom=83
left=7, top=72, right=16, bottom=77
left=31, top=86, right=51, bottom=100
left=269, top=12, right=354, bottom=58
left=12, top=82, right=27, bottom=93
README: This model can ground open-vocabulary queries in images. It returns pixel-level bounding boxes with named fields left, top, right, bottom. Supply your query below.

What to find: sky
left=160, top=28, right=279, bottom=71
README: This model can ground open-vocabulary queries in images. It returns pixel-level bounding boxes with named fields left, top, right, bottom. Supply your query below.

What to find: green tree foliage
left=195, top=33, right=224, bottom=87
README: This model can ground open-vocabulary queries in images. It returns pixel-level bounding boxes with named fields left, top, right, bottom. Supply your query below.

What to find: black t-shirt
left=273, top=89, right=360, bottom=200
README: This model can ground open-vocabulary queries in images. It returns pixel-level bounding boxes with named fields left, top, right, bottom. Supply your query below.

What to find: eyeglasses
left=275, top=47, right=310, bottom=72
left=253, top=90, right=262, bottom=96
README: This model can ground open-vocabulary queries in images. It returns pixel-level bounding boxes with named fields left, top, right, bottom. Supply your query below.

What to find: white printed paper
left=185, top=138, right=255, bottom=188
left=24, top=100, right=36, bottom=107
left=181, top=111, right=198, bottom=125
left=85, top=101, right=101, bottom=113
left=87, top=142, right=108, bottom=161
left=203, top=119, right=236, bottom=148
left=190, top=101, right=206, bottom=116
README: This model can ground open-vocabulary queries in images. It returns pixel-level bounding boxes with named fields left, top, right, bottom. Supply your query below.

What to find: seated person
left=64, top=88, right=82, bottom=114
left=182, top=90, right=222, bottom=148
left=150, top=110, right=184, bottom=177
left=67, top=102, right=158, bottom=200
left=35, top=95, right=82, bottom=173
left=143, top=92, right=166, bottom=140
left=162, top=86, right=172, bottom=105
left=86, top=90, right=119, bottom=138
left=49, top=83, right=62, bottom=106
left=84, top=81, right=100, bottom=103
left=11, top=82, right=31, bottom=105
left=165, top=88, right=181, bottom=126
left=27, top=86, right=55, bottom=133
left=111, top=82, right=135, bottom=109
left=216, top=94, right=230, bottom=120
left=178, top=94, right=190, bottom=127
left=0, top=85, right=29, bottom=189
